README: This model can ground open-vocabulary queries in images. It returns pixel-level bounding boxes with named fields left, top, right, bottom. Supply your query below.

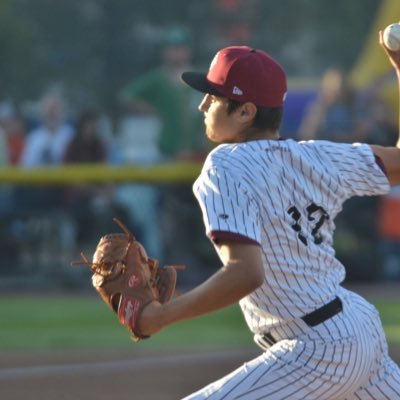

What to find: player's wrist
left=137, top=301, right=166, bottom=336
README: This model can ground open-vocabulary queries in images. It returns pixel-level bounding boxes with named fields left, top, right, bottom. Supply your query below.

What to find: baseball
left=383, top=23, right=400, bottom=51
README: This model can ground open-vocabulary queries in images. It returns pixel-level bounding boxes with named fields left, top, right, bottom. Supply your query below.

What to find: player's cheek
left=204, top=115, right=213, bottom=134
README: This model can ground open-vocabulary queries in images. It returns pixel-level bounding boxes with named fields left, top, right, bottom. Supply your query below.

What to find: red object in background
left=378, top=194, right=400, bottom=239
left=7, top=134, right=25, bottom=165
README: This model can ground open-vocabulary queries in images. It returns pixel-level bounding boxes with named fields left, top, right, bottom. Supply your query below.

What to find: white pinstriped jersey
left=193, top=138, right=390, bottom=335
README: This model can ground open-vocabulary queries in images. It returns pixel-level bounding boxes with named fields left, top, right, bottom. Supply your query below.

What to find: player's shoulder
left=202, top=138, right=374, bottom=170
left=299, top=139, right=373, bottom=156
left=202, top=143, right=238, bottom=170
left=203, top=139, right=297, bottom=170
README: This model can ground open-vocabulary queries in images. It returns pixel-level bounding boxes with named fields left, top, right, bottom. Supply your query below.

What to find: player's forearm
left=371, top=67, right=400, bottom=184
left=164, top=262, right=262, bottom=325
left=396, top=69, right=400, bottom=148
left=379, top=29, right=400, bottom=148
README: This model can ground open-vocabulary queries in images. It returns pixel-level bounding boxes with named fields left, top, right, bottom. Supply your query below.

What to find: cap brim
left=181, top=72, right=223, bottom=96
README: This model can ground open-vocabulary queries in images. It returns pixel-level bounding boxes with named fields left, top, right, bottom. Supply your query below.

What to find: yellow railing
left=0, top=162, right=202, bottom=185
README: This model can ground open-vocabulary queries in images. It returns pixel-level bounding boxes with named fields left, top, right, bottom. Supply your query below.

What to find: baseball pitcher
left=82, top=30, right=400, bottom=399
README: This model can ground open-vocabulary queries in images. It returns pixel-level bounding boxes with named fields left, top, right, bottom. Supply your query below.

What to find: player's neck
left=238, top=128, right=280, bottom=143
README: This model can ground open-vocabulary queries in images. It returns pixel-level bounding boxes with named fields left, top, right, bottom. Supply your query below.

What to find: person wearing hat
left=137, top=34, right=400, bottom=399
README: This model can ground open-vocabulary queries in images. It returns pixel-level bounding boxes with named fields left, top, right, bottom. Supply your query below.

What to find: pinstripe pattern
left=186, top=139, right=400, bottom=399
left=193, top=139, right=390, bottom=331
left=183, top=289, right=400, bottom=399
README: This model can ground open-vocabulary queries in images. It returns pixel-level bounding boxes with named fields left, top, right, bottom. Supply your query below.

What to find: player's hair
left=226, top=99, right=283, bottom=131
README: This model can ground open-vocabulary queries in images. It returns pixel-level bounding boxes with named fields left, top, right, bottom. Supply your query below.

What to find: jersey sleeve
left=319, top=141, right=390, bottom=198
left=193, top=166, right=261, bottom=245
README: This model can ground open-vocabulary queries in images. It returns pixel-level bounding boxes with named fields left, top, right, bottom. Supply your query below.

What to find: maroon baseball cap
left=182, top=46, right=287, bottom=108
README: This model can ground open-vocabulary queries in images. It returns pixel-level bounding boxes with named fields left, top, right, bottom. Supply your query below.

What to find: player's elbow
left=241, top=262, right=265, bottom=292
left=371, top=145, right=400, bottom=185
left=223, top=260, right=264, bottom=295
left=219, top=242, right=265, bottom=293
left=250, top=264, right=265, bottom=289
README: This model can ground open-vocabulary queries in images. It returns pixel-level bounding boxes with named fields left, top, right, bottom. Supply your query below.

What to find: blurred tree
left=0, top=0, right=382, bottom=112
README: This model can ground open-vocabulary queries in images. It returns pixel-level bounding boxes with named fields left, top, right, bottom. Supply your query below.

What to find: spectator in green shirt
left=120, top=28, right=205, bottom=159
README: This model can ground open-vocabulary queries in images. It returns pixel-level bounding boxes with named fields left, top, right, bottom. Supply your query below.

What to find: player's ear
left=237, top=102, right=257, bottom=123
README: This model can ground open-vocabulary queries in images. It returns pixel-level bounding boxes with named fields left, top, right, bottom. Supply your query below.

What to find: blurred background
left=0, top=0, right=399, bottom=288
left=0, top=1, right=400, bottom=398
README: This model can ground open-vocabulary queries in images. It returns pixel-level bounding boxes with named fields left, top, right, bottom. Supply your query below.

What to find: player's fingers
left=379, top=30, right=384, bottom=45
left=379, top=30, right=398, bottom=60
left=379, top=30, right=390, bottom=52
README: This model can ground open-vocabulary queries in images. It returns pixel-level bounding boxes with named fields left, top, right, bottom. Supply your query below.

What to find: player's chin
left=205, top=128, right=223, bottom=143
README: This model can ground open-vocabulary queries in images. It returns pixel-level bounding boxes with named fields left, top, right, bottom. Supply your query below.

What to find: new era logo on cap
left=181, top=46, right=287, bottom=108
left=232, top=86, right=243, bottom=95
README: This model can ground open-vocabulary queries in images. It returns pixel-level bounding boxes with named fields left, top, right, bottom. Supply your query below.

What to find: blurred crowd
left=0, top=29, right=217, bottom=287
left=0, top=29, right=399, bottom=287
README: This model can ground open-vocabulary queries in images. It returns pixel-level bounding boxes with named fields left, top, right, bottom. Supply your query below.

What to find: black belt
left=263, top=296, right=343, bottom=346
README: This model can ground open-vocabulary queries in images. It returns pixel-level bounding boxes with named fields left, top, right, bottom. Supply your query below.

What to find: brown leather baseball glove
left=73, top=218, right=183, bottom=342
